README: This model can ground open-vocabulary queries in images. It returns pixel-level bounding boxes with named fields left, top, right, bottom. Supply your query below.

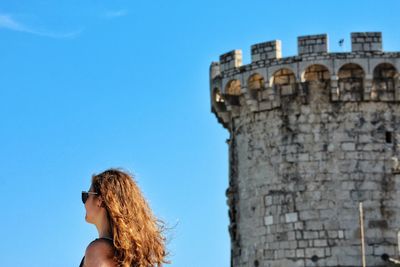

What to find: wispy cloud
left=0, top=14, right=82, bottom=39
left=104, top=9, right=128, bottom=19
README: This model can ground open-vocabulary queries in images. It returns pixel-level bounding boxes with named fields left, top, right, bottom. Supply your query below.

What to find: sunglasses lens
left=81, top=192, right=88, bottom=204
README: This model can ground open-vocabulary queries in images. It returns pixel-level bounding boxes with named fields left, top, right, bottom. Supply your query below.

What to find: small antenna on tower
left=339, top=38, right=345, bottom=52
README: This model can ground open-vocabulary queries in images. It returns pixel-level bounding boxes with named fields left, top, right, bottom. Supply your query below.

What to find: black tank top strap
left=88, top=237, right=114, bottom=246
left=97, top=237, right=113, bottom=242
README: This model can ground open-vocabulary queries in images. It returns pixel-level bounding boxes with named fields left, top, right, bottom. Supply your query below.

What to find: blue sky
left=0, top=1, right=399, bottom=266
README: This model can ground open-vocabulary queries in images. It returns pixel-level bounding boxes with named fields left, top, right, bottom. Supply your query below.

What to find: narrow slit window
left=386, top=131, right=392, bottom=144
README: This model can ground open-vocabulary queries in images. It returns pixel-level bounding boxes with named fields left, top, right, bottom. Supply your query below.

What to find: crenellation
left=251, top=40, right=282, bottom=62
left=219, top=49, right=243, bottom=72
left=351, top=32, right=382, bottom=52
left=298, top=34, right=328, bottom=55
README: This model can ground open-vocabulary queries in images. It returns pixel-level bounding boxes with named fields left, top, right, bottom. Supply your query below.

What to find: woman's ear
left=96, top=197, right=103, bottom=208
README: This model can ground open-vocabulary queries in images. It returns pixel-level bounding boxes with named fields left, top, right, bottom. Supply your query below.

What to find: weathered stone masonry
left=210, top=32, right=400, bottom=267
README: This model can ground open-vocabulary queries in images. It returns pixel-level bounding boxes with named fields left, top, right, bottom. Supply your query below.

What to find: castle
left=209, top=32, right=400, bottom=266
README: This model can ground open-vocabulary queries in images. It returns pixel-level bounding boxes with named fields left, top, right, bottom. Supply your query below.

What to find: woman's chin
left=85, top=215, right=95, bottom=224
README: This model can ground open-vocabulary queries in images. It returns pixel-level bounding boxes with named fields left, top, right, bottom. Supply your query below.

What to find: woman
left=80, top=168, right=169, bottom=267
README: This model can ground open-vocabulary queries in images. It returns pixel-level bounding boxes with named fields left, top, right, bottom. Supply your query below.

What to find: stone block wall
left=229, top=101, right=400, bottom=267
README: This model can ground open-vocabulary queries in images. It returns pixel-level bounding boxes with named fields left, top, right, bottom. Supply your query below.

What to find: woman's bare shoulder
left=84, top=239, right=116, bottom=267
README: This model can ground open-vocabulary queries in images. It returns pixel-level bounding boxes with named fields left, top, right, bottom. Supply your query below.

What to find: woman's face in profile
left=85, top=185, right=100, bottom=224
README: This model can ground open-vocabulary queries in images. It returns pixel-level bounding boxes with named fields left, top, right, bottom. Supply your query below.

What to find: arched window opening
left=248, top=73, right=265, bottom=100
left=303, top=64, right=331, bottom=103
left=272, top=68, right=296, bottom=96
left=225, top=79, right=241, bottom=106
left=213, top=88, right=226, bottom=112
left=304, top=64, right=330, bottom=82
left=338, top=63, right=365, bottom=101
left=372, top=63, right=397, bottom=101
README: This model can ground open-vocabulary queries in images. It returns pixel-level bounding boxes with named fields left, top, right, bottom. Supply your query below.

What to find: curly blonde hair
left=91, top=168, right=169, bottom=267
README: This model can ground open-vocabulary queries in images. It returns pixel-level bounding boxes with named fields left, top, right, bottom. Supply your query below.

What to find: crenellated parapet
left=210, top=32, right=400, bottom=129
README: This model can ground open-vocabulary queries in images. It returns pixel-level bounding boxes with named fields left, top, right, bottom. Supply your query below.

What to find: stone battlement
left=210, top=32, right=400, bottom=129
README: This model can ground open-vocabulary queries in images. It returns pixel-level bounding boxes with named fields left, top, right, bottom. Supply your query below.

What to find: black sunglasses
left=81, top=191, right=98, bottom=204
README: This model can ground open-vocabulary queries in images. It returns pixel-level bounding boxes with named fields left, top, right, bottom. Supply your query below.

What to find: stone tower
left=210, top=32, right=400, bottom=267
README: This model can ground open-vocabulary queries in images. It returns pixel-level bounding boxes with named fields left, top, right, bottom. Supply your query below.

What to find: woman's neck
left=95, top=212, right=113, bottom=239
